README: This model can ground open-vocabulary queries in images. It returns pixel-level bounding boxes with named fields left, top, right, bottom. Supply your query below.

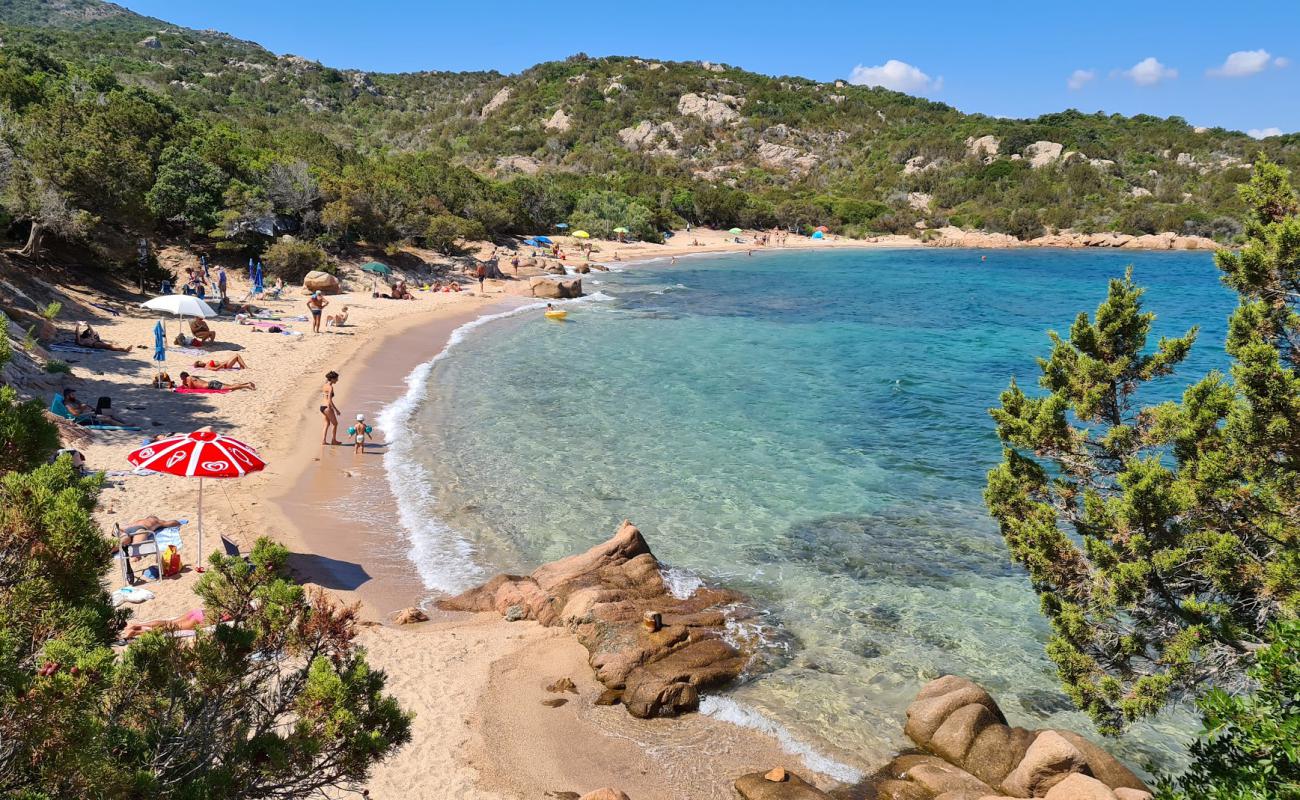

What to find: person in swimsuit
left=74, top=322, right=130, bottom=352
left=321, top=371, right=341, bottom=444
left=189, top=318, right=216, bottom=344
left=307, top=292, right=328, bottom=334
left=194, top=354, right=248, bottom=370
left=121, top=607, right=208, bottom=640
left=113, top=515, right=183, bottom=554
left=178, top=372, right=255, bottom=391
left=352, top=413, right=370, bottom=453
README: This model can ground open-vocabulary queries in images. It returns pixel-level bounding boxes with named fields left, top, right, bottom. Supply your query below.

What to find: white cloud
left=1248, top=127, right=1283, bottom=139
left=1120, top=57, right=1178, bottom=86
left=1067, top=69, right=1096, bottom=90
left=1208, top=49, right=1273, bottom=77
left=847, top=59, right=942, bottom=93
left=1275, top=56, right=1291, bottom=68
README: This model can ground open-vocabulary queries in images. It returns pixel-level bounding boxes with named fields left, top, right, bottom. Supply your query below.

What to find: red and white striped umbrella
left=126, top=431, right=266, bottom=571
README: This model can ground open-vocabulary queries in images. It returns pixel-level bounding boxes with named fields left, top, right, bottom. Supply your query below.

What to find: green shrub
left=424, top=214, right=486, bottom=255
left=262, top=238, right=329, bottom=283
left=45, top=359, right=70, bottom=375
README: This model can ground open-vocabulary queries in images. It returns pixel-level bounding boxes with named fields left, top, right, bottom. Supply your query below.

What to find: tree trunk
left=17, top=222, right=43, bottom=259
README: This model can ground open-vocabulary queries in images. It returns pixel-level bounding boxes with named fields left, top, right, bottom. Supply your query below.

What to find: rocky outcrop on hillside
left=439, top=521, right=755, bottom=718
left=677, top=92, right=741, bottom=126
left=545, top=107, right=572, bottom=132
left=618, top=120, right=681, bottom=152
left=926, top=227, right=1221, bottom=251
left=480, top=86, right=511, bottom=117
left=1025, top=141, right=1064, bottom=169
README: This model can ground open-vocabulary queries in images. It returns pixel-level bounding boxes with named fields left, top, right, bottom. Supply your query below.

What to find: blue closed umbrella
left=254, top=262, right=264, bottom=293
left=152, top=320, right=166, bottom=383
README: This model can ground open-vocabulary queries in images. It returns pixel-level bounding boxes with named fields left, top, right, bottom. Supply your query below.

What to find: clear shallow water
left=386, top=248, right=1235, bottom=775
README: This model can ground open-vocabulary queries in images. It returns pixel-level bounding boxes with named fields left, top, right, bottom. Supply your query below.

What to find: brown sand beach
left=46, top=231, right=895, bottom=799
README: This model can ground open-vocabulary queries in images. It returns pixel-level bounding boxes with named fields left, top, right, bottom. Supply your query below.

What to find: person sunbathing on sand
left=325, top=306, right=349, bottom=328
left=113, top=515, right=183, bottom=553
left=189, top=318, right=216, bottom=344
left=122, top=608, right=208, bottom=640
left=178, top=372, right=255, bottom=391
left=74, top=322, right=130, bottom=352
left=193, top=355, right=247, bottom=370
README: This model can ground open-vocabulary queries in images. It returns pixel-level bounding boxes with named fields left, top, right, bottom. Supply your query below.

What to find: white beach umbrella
left=141, top=295, right=218, bottom=318
left=142, top=295, right=218, bottom=343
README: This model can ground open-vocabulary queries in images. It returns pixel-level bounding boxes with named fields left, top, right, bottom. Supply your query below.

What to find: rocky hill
left=0, top=0, right=1297, bottom=257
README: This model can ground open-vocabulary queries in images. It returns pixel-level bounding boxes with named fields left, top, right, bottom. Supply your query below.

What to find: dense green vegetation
left=0, top=334, right=411, bottom=797
left=0, top=0, right=1297, bottom=269
left=987, top=158, right=1299, bottom=785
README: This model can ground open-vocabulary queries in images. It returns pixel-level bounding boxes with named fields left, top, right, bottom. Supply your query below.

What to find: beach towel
left=103, top=468, right=159, bottom=477
left=172, top=346, right=209, bottom=357
left=152, top=524, right=185, bottom=549
left=48, top=343, right=99, bottom=354
left=174, top=387, right=230, bottom=394
left=91, top=303, right=121, bottom=317
left=84, top=424, right=142, bottom=431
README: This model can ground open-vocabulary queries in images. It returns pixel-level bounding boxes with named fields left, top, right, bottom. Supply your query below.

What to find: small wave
left=699, top=696, right=864, bottom=783
left=376, top=300, right=557, bottom=592
left=660, top=566, right=704, bottom=599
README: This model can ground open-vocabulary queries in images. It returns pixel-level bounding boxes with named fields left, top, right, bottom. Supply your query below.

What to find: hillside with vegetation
left=0, top=0, right=1298, bottom=272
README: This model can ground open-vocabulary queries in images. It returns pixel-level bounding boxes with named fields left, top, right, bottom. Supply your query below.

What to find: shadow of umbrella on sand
left=126, top=431, right=266, bottom=572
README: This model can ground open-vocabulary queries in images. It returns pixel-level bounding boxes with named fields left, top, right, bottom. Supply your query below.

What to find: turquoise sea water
left=388, top=248, right=1235, bottom=775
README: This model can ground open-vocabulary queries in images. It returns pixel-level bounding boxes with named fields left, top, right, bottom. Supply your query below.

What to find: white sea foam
left=699, top=696, right=864, bottom=784
left=660, top=566, right=704, bottom=599
left=377, top=294, right=612, bottom=592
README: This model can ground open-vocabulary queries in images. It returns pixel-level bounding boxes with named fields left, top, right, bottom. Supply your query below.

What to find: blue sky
left=120, top=0, right=1297, bottom=136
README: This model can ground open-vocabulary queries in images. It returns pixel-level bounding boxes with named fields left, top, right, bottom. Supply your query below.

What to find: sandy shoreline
left=52, top=230, right=881, bottom=799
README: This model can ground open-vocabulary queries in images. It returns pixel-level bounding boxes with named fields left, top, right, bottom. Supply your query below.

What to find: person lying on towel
left=178, top=372, right=256, bottom=392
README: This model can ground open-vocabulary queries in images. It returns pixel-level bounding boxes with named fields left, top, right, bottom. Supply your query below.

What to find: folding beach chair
left=116, top=534, right=162, bottom=585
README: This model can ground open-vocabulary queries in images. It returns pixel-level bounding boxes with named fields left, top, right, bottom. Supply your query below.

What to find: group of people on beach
left=319, top=370, right=372, bottom=452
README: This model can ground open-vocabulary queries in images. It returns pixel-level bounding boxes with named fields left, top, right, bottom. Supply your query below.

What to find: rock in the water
left=392, top=607, right=428, bottom=625
left=594, top=688, right=623, bottom=705
left=440, top=521, right=753, bottom=718
left=573, top=264, right=591, bottom=274
left=1001, top=731, right=1091, bottom=797
left=1043, top=773, right=1118, bottom=800
left=1113, top=789, right=1153, bottom=800
left=578, top=790, right=631, bottom=800
left=303, top=270, right=340, bottom=294
left=528, top=276, right=583, bottom=299
left=735, top=770, right=832, bottom=799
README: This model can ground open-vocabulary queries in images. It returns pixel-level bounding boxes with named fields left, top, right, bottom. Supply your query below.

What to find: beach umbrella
left=534, top=236, right=553, bottom=245
left=728, top=227, right=743, bottom=234
left=573, top=230, right=590, bottom=239
left=142, top=294, right=218, bottom=343
left=811, top=230, right=825, bottom=239
left=151, top=320, right=166, bottom=383
left=815, top=225, right=830, bottom=233
left=126, top=431, right=266, bottom=572
left=360, top=261, right=392, bottom=275
left=253, top=262, right=264, bottom=294
left=555, top=223, right=570, bottom=230
left=612, top=226, right=629, bottom=233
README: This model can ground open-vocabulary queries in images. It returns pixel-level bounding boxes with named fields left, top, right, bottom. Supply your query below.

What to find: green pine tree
left=985, top=157, right=1300, bottom=734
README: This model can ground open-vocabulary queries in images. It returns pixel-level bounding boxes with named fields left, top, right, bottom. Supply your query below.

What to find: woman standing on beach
left=308, top=292, right=328, bottom=334
left=321, top=371, right=341, bottom=445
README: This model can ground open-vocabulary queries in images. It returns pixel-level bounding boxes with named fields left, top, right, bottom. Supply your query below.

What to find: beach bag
left=161, top=545, right=182, bottom=577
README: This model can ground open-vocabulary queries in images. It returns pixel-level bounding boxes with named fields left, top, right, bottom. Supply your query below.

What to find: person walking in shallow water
left=320, top=371, right=341, bottom=445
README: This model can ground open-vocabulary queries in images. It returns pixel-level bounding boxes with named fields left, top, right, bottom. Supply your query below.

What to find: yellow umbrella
left=573, top=230, right=591, bottom=239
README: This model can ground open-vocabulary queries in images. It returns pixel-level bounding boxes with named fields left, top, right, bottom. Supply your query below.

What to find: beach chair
left=116, top=534, right=162, bottom=585
left=50, top=394, right=94, bottom=425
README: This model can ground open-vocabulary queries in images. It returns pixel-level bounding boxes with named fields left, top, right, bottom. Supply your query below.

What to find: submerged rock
left=440, top=521, right=754, bottom=718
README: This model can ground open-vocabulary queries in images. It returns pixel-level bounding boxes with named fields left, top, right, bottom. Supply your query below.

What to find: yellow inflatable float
left=544, top=309, right=568, bottom=320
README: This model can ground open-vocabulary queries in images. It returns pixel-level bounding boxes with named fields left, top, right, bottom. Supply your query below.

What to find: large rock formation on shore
left=925, top=227, right=1220, bottom=251
left=528, top=276, right=583, bottom=298
left=303, top=270, right=340, bottom=294
left=874, top=675, right=1150, bottom=800
left=440, top=521, right=754, bottom=718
